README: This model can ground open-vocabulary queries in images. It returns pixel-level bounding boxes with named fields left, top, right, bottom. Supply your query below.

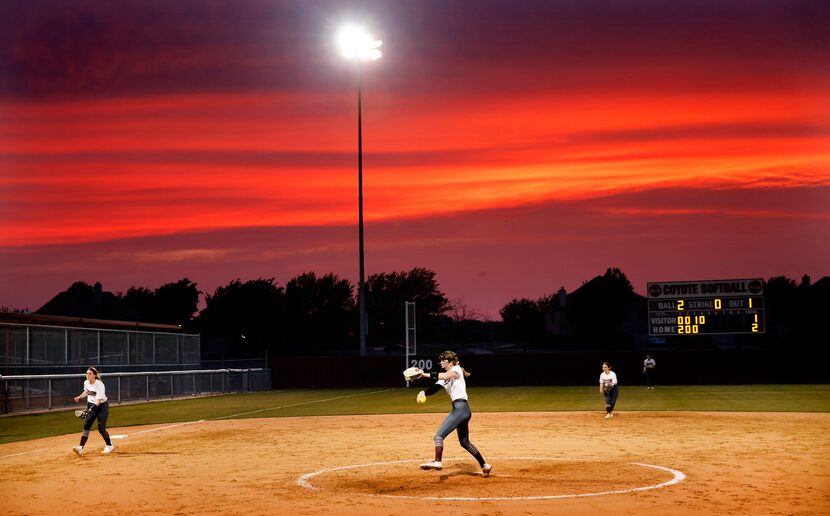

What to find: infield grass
left=1, top=384, right=828, bottom=445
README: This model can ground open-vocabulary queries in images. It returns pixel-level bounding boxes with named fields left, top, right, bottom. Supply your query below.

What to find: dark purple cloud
left=2, top=0, right=827, bottom=100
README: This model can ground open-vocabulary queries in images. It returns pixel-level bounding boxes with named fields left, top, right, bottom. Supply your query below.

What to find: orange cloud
left=2, top=84, right=829, bottom=247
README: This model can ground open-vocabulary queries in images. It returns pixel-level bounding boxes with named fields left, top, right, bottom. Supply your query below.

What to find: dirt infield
left=1, top=411, right=828, bottom=515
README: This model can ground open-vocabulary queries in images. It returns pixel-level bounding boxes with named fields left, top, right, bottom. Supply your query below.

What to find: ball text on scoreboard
left=647, top=279, right=765, bottom=335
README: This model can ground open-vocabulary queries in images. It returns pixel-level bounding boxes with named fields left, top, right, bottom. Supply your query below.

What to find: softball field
left=0, top=389, right=828, bottom=515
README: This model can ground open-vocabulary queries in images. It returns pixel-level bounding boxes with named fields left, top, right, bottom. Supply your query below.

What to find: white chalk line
left=0, top=448, right=49, bottom=460
left=1, top=390, right=390, bottom=461
left=0, top=422, right=205, bottom=462
left=297, top=457, right=686, bottom=501
left=129, top=420, right=206, bottom=435
left=211, top=389, right=392, bottom=419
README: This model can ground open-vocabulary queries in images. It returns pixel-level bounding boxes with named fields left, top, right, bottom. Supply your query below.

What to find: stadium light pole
left=337, top=26, right=382, bottom=357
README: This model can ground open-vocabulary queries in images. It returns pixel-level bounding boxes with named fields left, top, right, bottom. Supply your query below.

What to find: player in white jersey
left=72, top=367, right=114, bottom=455
left=643, top=354, right=656, bottom=389
left=599, top=361, right=619, bottom=419
left=413, top=350, right=492, bottom=477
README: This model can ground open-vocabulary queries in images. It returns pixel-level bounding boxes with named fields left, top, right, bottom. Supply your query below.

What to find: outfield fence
left=1, top=368, right=271, bottom=414
left=1, top=320, right=200, bottom=371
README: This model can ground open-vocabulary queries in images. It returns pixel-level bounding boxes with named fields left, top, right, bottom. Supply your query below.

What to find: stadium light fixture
left=337, top=26, right=383, bottom=61
left=338, top=25, right=382, bottom=357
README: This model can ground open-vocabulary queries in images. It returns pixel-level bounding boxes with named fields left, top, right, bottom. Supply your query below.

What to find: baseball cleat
left=420, top=460, right=442, bottom=470
left=72, top=446, right=84, bottom=456
left=482, top=463, right=492, bottom=477
left=103, top=445, right=115, bottom=454
left=605, top=413, right=612, bottom=419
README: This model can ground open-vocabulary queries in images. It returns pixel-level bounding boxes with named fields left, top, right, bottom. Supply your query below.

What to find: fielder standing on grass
left=72, top=367, right=114, bottom=455
left=410, top=350, right=492, bottom=477
left=643, top=354, right=656, bottom=390
left=599, top=361, right=619, bottom=419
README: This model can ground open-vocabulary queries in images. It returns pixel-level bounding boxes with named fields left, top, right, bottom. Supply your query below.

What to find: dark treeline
left=28, top=268, right=452, bottom=357
left=13, top=268, right=828, bottom=357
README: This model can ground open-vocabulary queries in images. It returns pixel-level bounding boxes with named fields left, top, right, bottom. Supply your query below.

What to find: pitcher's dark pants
left=603, top=386, right=619, bottom=413
left=83, top=401, right=112, bottom=445
left=433, top=400, right=484, bottom=465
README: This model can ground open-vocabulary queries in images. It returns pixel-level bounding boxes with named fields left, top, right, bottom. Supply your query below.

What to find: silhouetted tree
left=0, top=306, right=27, bottom=313
left=284, top=272, right=355, bottom=352
left=447, top=298, right=483, bottom=347
left=568, top=267, right=634, bottom=337
left=536, top=293, right=560, bottom=320
left=198, top=278, right=285, bottom=356
left=449, top=298, right=483, bottom=323
left=123, top=279, right=199, bottom=327
left=500, top=298, right=546, bottom=346
left=124, top=287, right=155, bottom=321
left=366, top=267, right=449, bottom=348
left=153, top=278, right=200, bottom=327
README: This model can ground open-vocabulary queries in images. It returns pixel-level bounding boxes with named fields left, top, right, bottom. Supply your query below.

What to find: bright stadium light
left=337, top=25, right=382, bottom=357
left=338, top=26, right=382, bottom=61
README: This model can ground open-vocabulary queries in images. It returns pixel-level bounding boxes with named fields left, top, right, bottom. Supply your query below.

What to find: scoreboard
left=647, top=279, right=765, bottom=336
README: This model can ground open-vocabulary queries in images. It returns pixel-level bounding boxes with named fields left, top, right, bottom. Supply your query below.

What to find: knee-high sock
left=459, top=438, right=485, bottom=466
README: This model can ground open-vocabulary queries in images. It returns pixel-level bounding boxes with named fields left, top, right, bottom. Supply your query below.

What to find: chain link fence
left=1, top=321, right=201, bottom=375
left=1, top=368, right=271, bottom=414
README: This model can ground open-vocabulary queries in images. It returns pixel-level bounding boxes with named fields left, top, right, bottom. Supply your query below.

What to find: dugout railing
left=0, top=368, right=271, bottom=414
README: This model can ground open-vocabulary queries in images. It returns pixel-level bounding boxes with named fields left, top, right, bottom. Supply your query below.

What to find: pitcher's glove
left=74, top=409, right=90, bottom=419
left=402, top=367, right=423, bottom=381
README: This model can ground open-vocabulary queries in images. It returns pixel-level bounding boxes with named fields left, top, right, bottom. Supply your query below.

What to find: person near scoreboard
left=643, top=354, right=656, bottom=389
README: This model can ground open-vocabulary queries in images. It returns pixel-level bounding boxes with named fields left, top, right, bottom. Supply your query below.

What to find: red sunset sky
left=1, top=0, right=828, bottom=319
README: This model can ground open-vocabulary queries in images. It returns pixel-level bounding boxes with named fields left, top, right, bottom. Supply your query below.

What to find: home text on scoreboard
left=647, top=279, right=765, bottom=335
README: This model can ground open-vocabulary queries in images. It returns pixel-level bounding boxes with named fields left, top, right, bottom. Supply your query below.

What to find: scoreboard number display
left=647, top=279, right=765, bottom=335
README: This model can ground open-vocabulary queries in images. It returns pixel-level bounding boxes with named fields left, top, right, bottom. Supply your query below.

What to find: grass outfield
left=1, top=384, right=828, bottom=445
